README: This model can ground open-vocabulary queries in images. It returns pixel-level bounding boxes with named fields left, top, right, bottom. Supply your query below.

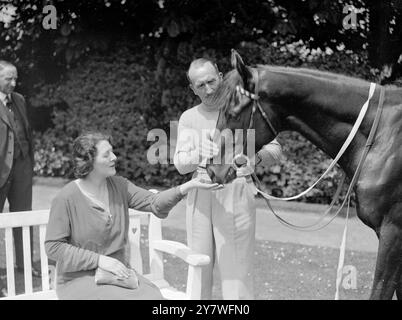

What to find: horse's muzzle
left=206, top=164, right=237, bottom=184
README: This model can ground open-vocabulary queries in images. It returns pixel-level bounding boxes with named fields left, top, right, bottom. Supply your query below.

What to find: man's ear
left=231, top=49, right=253, bottom=89
left=189, top=83, right=195, bottom=94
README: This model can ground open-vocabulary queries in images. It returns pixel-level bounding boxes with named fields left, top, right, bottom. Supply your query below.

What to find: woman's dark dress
left=45, top=175, right=184, bottom=300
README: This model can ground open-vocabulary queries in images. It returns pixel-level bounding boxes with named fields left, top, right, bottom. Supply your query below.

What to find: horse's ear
left=231, top=49, right=253, bottom=88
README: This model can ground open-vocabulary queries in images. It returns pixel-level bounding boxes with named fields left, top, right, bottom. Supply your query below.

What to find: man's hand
left=199, top=131, right=219, bottom=160
left=98, top=255, right=130, bottom=279
left=199, top=139, right=219, bottom=160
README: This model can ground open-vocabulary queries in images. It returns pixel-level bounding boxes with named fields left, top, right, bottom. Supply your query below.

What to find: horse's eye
left=235, top=90, right=243, bottom=103
left=228, top=110, right=241, bottom=120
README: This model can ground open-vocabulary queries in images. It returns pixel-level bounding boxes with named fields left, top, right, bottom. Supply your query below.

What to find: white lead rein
left=256, top=82, right=377, bottom=201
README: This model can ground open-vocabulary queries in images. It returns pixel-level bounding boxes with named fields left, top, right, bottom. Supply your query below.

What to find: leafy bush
left=32, top=40, right=375, bottom=204
left=33, top=131, right=73, bottom=177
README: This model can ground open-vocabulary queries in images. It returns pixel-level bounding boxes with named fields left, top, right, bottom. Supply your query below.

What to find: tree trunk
left=367, top=0, right=393, bottom=68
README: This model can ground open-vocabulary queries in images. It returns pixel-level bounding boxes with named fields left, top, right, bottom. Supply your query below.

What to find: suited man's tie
left=4, top=95, right=13, bottom=112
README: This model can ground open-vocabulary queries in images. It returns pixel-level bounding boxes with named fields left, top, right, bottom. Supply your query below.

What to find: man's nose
left=205, top=85, right=214, bottom=95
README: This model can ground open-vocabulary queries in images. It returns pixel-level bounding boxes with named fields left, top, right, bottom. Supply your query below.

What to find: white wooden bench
left=0, top=207, right=210, bottom=300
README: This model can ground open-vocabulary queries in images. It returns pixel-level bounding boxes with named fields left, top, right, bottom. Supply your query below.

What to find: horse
left=205, top=50, right=402, bottom=300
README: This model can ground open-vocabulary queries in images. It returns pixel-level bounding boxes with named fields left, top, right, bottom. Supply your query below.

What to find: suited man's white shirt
left=0, top=91, right=10, bottom=107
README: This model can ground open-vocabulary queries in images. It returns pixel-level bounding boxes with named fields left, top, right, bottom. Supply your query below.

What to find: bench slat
left=5, top=228, right=15, bottom=296
left=0, top=211, right=49, bottom=228
left=0, top=290, right=57, bottom=300
left=128, top=216, right=143, bottom=274
left=0, top=209, right=146, bottom=229
left=22, top=226, right=33, bottom=294
left=149, top=215, right=164, bottom=280
left=39, top=225, right=50, bottom=291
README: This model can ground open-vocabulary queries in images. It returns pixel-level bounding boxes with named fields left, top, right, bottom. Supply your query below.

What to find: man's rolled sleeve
left=173, top=113, right=200, bottom=174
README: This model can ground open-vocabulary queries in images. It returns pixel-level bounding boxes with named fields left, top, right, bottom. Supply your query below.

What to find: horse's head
left=206, top=49, right=281, bottom=184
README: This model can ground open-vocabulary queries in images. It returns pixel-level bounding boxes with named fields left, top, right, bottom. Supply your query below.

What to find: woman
left=45, top=132, right=221, bottom=300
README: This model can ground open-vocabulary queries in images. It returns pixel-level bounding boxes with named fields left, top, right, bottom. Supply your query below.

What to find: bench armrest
left=151, top=240, right=210, bottom=267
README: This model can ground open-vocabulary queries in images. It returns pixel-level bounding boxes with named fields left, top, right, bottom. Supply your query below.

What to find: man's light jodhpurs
left=186, top=170, right=257, bottom=300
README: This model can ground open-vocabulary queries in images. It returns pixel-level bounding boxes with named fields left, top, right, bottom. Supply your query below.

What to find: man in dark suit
left=0, top=60, right=39, bottom=291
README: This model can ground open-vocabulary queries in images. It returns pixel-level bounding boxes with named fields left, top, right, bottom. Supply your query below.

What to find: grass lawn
left=161, top=227, right=376, bottom=300
left=0, top=225, right=377, bottom=300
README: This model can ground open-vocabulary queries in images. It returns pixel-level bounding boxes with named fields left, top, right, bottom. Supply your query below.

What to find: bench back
left=0, top=208, right=164, bottom=299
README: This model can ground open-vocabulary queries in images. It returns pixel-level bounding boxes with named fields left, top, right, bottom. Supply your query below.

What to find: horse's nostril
left=224, top=167, right=237, bottom=183
left=206, top=167, right=215, bottom=182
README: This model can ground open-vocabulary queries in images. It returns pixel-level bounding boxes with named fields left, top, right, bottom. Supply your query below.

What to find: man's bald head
left=0, top=60, right=15, bottom=71
left=0, top=60, right=17, bottom=95
left=187, top=58, right=220, bottom=84
left=186, top=58, right=223, bottom=107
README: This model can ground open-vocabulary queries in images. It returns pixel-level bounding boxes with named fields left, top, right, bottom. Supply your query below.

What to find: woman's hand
left=98, top=255, right=130, bottom=278
left=179, top=177, right=224, bottom=195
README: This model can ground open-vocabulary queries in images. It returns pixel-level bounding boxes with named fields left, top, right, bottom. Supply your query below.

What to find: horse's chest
left=356, top=122, right=402, bottom=226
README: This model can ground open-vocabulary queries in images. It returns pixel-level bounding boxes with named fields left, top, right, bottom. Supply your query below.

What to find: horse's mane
left=263, top=65, right=369, bottom=85
left=210, top=65, right=370, bottom=116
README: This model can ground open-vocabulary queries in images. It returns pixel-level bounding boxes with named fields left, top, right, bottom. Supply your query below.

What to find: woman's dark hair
left=73, top=131, right=112, bottom=179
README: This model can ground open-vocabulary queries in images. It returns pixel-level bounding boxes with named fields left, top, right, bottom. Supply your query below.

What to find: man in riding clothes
left=174, top=58, right=282, bottom=299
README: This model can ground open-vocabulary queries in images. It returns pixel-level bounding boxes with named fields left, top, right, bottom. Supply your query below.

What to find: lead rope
left=335, top=195, right=351, bottom=300
left=251, top=172, right=347, bottom=231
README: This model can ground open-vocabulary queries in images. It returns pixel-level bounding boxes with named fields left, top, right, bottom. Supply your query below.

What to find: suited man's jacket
left=0, top=92, right=34, bottom=189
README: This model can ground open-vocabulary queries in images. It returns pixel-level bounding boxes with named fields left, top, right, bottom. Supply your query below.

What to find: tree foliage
left=2, top=0, right=400, bottom=77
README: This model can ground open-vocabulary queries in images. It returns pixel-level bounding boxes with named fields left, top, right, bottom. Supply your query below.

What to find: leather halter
left=236, top=68, right=278, bottom=137
left=229, top=69, right=278, bottom=171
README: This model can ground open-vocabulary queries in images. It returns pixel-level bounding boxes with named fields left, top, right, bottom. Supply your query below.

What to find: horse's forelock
left=210, top=70, right=243, bottom=116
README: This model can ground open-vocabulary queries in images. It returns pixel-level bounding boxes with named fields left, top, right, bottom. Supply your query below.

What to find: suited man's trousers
left=0, top=155, right=33, bottom=269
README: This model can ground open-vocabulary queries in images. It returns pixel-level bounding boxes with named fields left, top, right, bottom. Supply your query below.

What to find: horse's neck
left=266, top=70, right=375, bottom=174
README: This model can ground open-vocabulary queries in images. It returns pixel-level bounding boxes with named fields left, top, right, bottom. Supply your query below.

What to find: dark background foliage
left=1, top=0, right=401, bottom=204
